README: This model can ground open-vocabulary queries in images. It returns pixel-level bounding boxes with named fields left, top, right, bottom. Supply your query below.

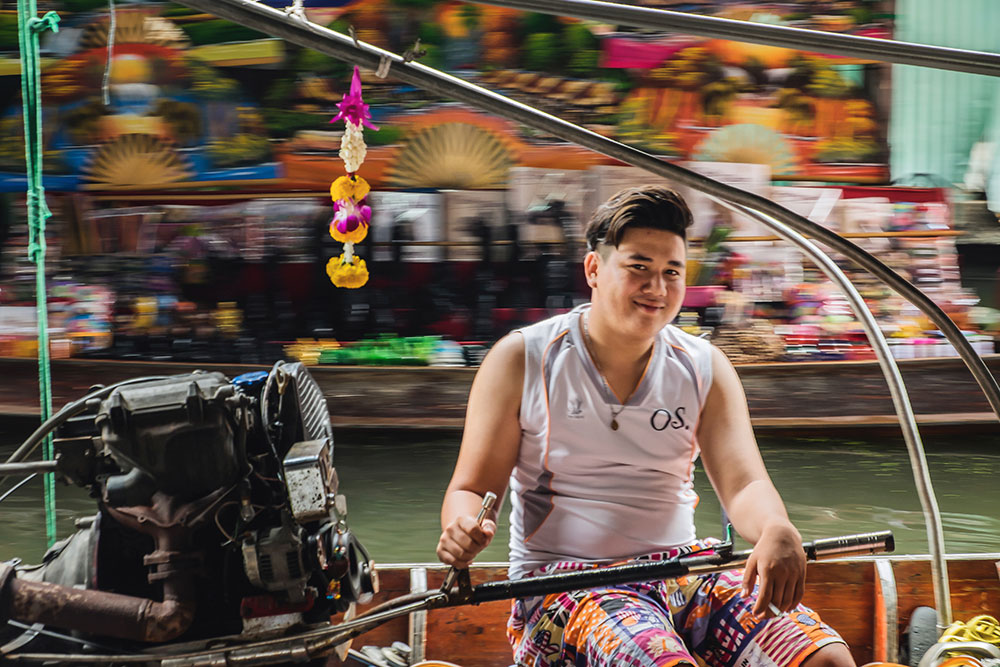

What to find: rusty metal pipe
left=0, top=562, right=195, bottom=643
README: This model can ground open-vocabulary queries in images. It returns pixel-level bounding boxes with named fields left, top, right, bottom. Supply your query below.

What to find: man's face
left=588, top=226, right=687, bottom=340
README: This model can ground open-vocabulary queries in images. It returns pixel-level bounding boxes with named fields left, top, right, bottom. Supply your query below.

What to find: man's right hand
left=436, top=515, right=497, bottom=569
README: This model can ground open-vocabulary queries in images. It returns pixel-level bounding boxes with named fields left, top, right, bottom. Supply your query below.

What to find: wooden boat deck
left=351, top=555, right=1000, bottom=666
left=1, top=356, right=999, bottom=434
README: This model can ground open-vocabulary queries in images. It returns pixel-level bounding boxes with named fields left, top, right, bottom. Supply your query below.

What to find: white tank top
left=508, top=304, right=714, bottom=579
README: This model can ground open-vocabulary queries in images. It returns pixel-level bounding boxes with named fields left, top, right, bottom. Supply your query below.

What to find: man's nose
left=645, top=273, right=668, bottom=296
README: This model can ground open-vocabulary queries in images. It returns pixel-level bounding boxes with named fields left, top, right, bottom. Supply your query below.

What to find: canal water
left=0, top=427, right=998, bottom=565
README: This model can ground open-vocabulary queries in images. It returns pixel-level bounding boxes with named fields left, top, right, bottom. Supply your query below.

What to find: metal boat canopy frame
left=172, top=0, right=1000, bottom=630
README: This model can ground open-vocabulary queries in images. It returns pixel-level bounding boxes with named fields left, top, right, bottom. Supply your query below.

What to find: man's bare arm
left=697, top=345, right=805, bottom=617
left=437, top=332, right=524, bottom=568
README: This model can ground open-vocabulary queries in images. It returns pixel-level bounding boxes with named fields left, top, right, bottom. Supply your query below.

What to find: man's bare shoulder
left=705, top=340, right=728, bottom=363
left=706, top=342, right=737, bottom=371
left=490, top=330, right=525, bottom=357
left=477, top=332, right=525, bottom=384
left=699, top=342, right=749, bottom=421
left=466, top=333, right=525, bottom=422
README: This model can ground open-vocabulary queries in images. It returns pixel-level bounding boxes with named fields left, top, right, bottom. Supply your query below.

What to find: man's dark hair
left=585, top=185, right=693, bottom=252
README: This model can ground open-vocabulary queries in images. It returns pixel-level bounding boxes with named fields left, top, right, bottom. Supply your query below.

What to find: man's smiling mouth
left=634, top=301, right=664, bottom=313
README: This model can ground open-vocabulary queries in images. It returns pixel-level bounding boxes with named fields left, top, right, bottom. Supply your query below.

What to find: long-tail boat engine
left=0, top=362, right=375, bottom=650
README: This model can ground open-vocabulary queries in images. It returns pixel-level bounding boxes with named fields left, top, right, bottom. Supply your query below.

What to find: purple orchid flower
left=332, top=198, right=372, bottom=233
left=329, top=66, right=378, bottom=130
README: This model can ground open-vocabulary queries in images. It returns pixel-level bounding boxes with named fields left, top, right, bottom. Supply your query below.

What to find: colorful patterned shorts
left=507, top=543, right=845, bottom=667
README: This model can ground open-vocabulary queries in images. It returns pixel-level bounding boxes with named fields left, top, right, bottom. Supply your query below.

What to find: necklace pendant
left=610, top=418, right=619, bottom=431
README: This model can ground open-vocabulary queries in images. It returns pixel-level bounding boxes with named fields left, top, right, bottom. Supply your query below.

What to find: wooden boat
left=2, top=4, right=997, bottom=667
left=2, top=355, right=999, bottom=435
left=350, top=554, right=1000, bottom=667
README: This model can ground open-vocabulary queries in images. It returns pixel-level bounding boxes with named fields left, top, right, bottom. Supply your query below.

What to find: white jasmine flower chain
left=339, top=120, right=368, bottom=173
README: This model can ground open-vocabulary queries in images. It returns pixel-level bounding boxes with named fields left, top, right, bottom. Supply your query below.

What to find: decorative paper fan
left=82, top=134, right=192, bottom=187
left=694, top=123, right=797, bottom=175
left=81, top=12, right=188, bottom=49
left=386, top=123, right=514, bottom=189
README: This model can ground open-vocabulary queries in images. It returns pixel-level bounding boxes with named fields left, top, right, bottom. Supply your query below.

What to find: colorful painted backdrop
left=0, top=0, right=891, bottom=191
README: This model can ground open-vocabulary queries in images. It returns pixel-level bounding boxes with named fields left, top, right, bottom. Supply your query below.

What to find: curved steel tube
left=472, top=0, right=1000, bottom=77
left=715, top=198, right=952, bottom=627
left=171, top=0, right=1000, bottom=427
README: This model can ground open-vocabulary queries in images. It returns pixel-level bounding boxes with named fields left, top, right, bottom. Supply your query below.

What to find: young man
left=437, top=186, right=855, bottom=667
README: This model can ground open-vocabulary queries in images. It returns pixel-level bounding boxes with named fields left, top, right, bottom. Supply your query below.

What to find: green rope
left=17, top=0, right=59, bottom=549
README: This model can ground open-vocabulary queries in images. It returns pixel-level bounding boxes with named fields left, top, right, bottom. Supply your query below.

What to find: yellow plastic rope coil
left=940, top=616, right=1000, bottom=646
left=936, top=615, right=1000, bottom=666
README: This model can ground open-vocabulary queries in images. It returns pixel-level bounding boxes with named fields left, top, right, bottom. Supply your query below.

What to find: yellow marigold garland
left=327, top=66, right=377, bottom=288
left=330, top=220, right=369, bottom=245
left=330, top=174, right=371, bottom=203
left=327, top=254, right=369, bottom=289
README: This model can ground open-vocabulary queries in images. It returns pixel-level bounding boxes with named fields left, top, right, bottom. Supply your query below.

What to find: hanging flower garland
left=327, top=66, right=378, bottom=289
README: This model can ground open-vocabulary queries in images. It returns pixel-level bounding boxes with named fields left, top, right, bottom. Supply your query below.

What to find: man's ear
left=583, top=251, right=599, bottom=288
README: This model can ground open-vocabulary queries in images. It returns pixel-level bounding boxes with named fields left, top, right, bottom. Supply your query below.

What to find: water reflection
left=0, top=432, right=997, bottom=564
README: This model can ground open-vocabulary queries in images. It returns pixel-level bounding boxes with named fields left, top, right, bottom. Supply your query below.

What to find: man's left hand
left=741, top=522, right=806, bottom=618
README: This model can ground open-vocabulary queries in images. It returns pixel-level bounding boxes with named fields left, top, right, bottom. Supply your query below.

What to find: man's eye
left=630, top=264, right=646, bottom=270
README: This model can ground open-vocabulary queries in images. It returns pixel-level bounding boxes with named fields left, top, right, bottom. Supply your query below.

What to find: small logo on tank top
left=567, top=395, right=585, bottom=419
